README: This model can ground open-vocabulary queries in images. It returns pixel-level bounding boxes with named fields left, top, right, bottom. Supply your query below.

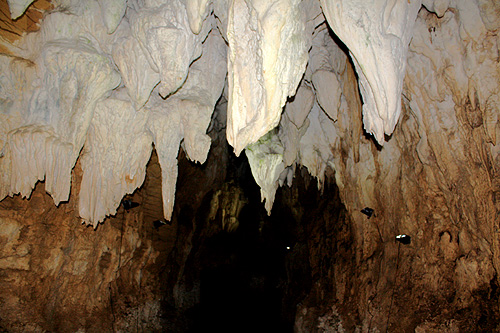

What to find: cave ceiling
left=0, top=0, right=499, bottom=230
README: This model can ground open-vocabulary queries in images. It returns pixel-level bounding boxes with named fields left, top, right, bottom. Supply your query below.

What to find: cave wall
left=0, top=105, right=233, bottom=331
left=320, top=3, right=500, bottom=331
left=287, top=3, right=500, bottom=330
left=0, top=162, right=164, bottom=331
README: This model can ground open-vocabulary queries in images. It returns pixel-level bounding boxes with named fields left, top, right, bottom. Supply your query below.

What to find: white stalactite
left=320, top=0, right=421, bottom=144
left=131, top=0, right=212, bottom=98
left=245, top=129, right=285, bottom=214
left=1, top=40, right=120, bottom=205
left=4, top=0, right=491, bottom=226
left=226, top=0, right=312, bottom=156
left=145, top=28, right=227, bottom=221
left=79, top=90, right=152, bottom=226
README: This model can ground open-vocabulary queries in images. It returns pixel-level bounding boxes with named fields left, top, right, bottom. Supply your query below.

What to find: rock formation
left=1, top=0, right=500, bottom=331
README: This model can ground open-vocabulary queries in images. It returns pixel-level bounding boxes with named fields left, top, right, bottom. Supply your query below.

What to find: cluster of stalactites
left=0, top=0, right=421, bottom=224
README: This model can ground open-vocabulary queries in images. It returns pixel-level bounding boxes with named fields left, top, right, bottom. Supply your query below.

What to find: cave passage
left=193, top=209, right=291, bottom=332
left=185, top=153, right=302, bottom=332
left=171, top=150, right=346, bottom=332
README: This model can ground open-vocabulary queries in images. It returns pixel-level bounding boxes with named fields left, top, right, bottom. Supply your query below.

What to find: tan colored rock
left=0, top=217, right=30, bottom=270
left=0, top=171, right=163, bottom=331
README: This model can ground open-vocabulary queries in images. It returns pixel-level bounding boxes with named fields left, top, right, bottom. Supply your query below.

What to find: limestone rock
left=226, top=0, right=312, bottom=155
left=98, top=0, right=128, bottom=34
left=0, top=54, right=37, bottom=163
left=279, top=82, right=314, bottom=167
left=245, top=129, right=285, bottom=214
left=0, top=177, right=163, bottom=331
left=184, top=0, right=212, bottom=34
left=1, top=40, right=120, bottom=205
left=177, top=28, right=227, bottom=164
left=1, top=0, right=500, bottom=330
left=213, top=0, right=230, bottom=39
left=146, top=95, right=183, bottom=222
left=112, top=36, right=161, bottom=110
left=0, top=218, right=30, bottom=270
left=309, top=25, right=343, bottom=122
left=299, top=101, right=336, bottom=187
left=320, top=0, right=421, bottom=144
left=79, top=90, right=153, bottom=226
left=131, top=0, right=212, bottom=98
left=145, top=28, right=226, bottom=221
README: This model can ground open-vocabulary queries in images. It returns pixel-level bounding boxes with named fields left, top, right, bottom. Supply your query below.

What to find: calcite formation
left=6, top=0, right=35, bottom=19
left=1, top=0, right=225, bottom=225
left=226, top=0, right=315, bottom=156
left=320, top=0, right=422, bottom=145
left=1, top=0, right=499, bottom=260
left=245, top=129, right=285, bottom=214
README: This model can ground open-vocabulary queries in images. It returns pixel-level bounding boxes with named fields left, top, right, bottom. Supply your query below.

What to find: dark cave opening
left=191, top=202, right=297, bottom=332
left=155, top=142, right=350, bottom=332
left=182, top=150, right=298, bottom=332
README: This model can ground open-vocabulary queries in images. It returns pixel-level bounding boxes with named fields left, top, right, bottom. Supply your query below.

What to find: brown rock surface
left=0, top=162, right=163, bottom=331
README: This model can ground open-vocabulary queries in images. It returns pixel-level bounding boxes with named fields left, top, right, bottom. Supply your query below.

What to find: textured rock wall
left=290, top=2, right=500, bottom=331
left=0, top=162, right=164, bottom=331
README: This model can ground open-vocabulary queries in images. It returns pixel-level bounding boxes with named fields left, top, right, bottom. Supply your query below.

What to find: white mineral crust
left=226, top=0, right=311, bottom=156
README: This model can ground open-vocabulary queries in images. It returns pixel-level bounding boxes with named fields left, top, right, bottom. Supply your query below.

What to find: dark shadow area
left=188, top=151, right=291, bottom=332
left=185, top=154, right=345, bottom=332
left=148, top=112, right=350, bottom=332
